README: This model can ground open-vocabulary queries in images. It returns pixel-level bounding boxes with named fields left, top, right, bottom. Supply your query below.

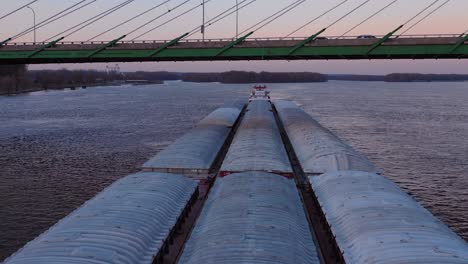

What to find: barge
left=5, top=91, right=468, bottom=264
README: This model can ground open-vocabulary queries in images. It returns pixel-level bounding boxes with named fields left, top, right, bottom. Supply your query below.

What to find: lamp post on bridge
left=26, top=6, right=36, bottom=43
left=201, top=0, right=205, bottom=41
left=236, top=0, right=239, bottom=38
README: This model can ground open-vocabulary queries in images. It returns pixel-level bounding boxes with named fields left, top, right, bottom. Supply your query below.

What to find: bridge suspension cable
left=401, top=0, right=440, bottom=26
left=244, top=0, right=307, bottom=35
left=185, top=0, right=255, bottom=38
left=286, top=0, right=371, bottom=38
left=87, top=0, right=171, bottom=41
left=339, top=0, right=398, bottom=37
left=45, top=0, right=135, bottom=42
left=125, top=0, right=193, bottom=39
left=238, top=0, right=306, bottom=36
left=0, top=0, right=39, bottom=22
left=285, top=0, right=348, bottom=38
left=10, top=0, right=94, bottom=41
left=129, top=0, right=214, bottom=41
left=399, top=0, right=451, bottom=36
left=326, top=0, right=372, bottom=29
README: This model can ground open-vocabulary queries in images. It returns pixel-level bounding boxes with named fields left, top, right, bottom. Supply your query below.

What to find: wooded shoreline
left=1, top=66, right=467, bottom=95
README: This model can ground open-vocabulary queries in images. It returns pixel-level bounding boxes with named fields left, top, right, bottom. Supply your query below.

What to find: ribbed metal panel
left=274, top=100, right=378, bottom=174
left=197, top=107, right=242, bottom=127
left=221, top=101, right=292, bottom=174
left=5, top=172, right=197, bottom=264
left=179, top=171, right=320, bottom=264
left=223, top=99, right=246, bottom=112
left=143, top=107, right=241, bottom=173
left=310, top=171, right=468, bottom=264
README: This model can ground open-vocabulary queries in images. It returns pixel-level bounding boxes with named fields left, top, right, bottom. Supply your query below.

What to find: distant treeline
left=28, top=69, right=125, bottom=89
left=182, top=71, right=328, bottom=83
left=329, top=74, right=385, bottom=81
left=0, top=69, right=172, bottom=95
left=2, top=67, right=468, bottom=95
left=330, top=73, right=468, bottom=82
left=0, top=67, right=127, bottom=95
left=123, top=71, right=181, bottom=81
left=180, top=72, right=468, bottom=83
left=384, top=73, right=468, bottom=82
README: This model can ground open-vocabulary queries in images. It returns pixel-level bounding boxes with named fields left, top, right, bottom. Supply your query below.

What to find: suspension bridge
left=0, top=0, right=467, bottom=64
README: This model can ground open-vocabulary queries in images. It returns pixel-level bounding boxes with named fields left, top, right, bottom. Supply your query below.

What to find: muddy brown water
left=1, top=81, right=467, bottom=260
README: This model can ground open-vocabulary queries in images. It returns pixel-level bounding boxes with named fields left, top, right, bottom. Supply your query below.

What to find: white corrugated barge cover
left=197, top=106, right=242, bottom=127
left=5, top=172, right=197, bottom=264
left=223, top=99, right=246, bottom=111
left=143, top=107, right=241, bottom=172
left=179, top=171, right=320, bottom=264
left=274, top=100, right=378, bottom=174
left=310, top=171, right=468, bottom=264
left=221, top=101, right=292, bottom=174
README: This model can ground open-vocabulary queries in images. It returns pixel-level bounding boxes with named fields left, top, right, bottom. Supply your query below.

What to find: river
left=0, top=81, right=467, bottom=260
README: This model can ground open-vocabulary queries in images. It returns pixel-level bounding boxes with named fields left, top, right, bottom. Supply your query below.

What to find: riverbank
left=2, top=68, right=468, bottom=96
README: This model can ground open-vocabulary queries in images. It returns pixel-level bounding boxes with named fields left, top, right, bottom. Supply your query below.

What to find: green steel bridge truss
left=0, top=33, right=467, bottom=64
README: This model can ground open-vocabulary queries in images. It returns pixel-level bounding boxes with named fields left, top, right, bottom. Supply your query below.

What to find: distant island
left=1, top=65, right=468, bottom=96
left=329, top=73, right=468, bottom=82
left=384, top=73, right=468, bottom=82
left=328, top=74, right=386, bottom=81
left=182, top=71, right=327, bottom=83
left=181, top=72, right=468, bottom=83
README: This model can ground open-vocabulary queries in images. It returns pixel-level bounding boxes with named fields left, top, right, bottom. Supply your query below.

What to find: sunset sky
left=2, top=0, right=467, bottom=74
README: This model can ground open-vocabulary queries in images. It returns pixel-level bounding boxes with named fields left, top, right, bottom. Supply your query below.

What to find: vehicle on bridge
left=357, top=35, right=377, bottom=39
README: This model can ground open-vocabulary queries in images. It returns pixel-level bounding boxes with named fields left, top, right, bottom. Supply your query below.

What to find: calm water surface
left=1, top=81, right=467, bottom=260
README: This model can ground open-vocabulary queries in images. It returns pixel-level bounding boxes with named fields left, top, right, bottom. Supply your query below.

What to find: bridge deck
left=0, top=37, right=463, bottom=50
left=0, top=37, right=466, bottom=64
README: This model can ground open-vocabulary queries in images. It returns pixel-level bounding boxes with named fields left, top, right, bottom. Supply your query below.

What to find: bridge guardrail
left=2, top=34, right=463, bottom=47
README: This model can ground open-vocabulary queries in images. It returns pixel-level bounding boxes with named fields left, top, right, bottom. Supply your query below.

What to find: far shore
left=2, top=68, right=468, bottom=96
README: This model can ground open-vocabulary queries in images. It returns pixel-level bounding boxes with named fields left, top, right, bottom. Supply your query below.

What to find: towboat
left=249, top=85, right=271, bottom=101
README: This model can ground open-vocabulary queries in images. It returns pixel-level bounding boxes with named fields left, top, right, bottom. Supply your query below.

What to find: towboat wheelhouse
left=249, top=85, right=271, bottom=101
